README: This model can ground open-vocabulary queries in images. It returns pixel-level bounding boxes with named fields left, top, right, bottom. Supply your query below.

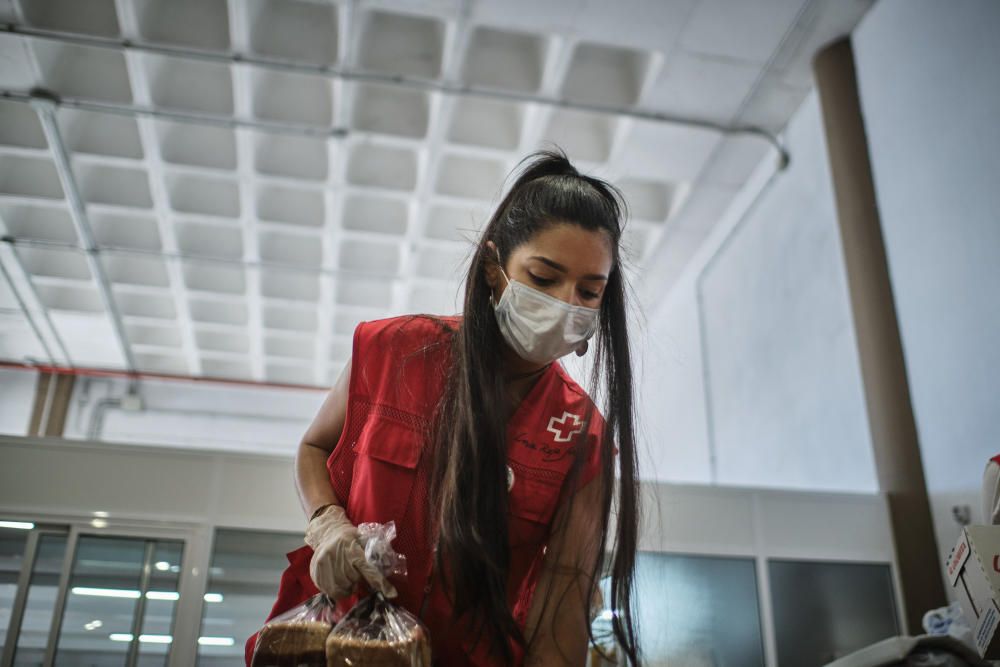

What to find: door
left=1, top=521, right=187, bottom=667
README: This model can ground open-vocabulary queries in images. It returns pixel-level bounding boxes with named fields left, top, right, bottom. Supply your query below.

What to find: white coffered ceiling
left=0, top=0, right=873, bottom=387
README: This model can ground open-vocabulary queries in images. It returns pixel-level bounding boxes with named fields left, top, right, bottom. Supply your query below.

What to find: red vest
left=246, top=315, right=605, bottom=666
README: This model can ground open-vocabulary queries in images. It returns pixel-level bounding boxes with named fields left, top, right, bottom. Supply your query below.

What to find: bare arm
left=295, top=357, right=351, bottom=519
left=523, top=476, right=604, bottom=666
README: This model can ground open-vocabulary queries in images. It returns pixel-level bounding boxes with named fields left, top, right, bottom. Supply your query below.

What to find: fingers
left=347, top=541, right=397, bottom=598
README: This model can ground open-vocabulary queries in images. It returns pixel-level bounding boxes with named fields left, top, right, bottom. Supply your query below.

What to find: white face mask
left=491, top=253, right=600, bottom=364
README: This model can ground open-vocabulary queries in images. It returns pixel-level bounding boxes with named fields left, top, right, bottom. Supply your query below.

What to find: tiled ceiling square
left=259, top=229, right=323, bottom=268
left=32, top=41, right=132, bottom=104
left=143, top=54, right=234, bottom=115
left=414, top=245, right=469, bottom=281
left=265, top=361, right=315, bottom=386
left=618, top=179, right=675, bottom=222
left=156, top=121, right=236, bottom=170
left=167, top=173, right=240, bottom=218
left=35, top=283, right=104, bottom=313
left=0, top=203, right=77, bottom=244
left=358, top=10, right=445, bottom=79
left=252, top=69, right=333, bottom=127
left=338, top=240, right=400, bottom=275
left=463, top=27, right=545, bottom=93
left=181, top=260, right=246, bottom=295
left=540, top=109, right=615, bottom=163
left=0, top=156, right=64, bottom=199
left=254, top=133, right=329, bottom=181
left=75, top=164, right=153, bottom=209
left=114, top=289, right=176, bottom=319
left=408, top=283, right=461, bottom=315
left=101, top=254, right=170, bottom=288
left=448, top=97, right=522, bottom=150
left=342, top=195, right=408, bottom=236
left=346, top=144, right=417, bottom=191
left=134, top=351, right=189, bottom=375
left=335, top=277, right=393, bottom=309
left=135, top=0, right=230, bottom=51
left=249, top=0, right=338, bottom=64
left=0, top=99, right=47, bottom=148
left=561, top=41, right=649, bottom=107
left=20, top=246, right=90, bottom=280
left=264, top=333, right=314, bottom=360
left=125, top=322, right=182, bottom=348
left=175, top=221, right=243, bottom=260
left=352, top=84, right=430, bottom=139
left=90, top=211, right=161, bottom=251
left=189, top=297, right=247, bottom=325
left=21, top=0, right=121, bottom=37
left=58, top=108, right=143, bottom=160
left=257, top=184, right=325, bottom=228
left=260, top=267, right=320, bottom=302
left=435, top=154, right=506, bottom=200
left=424, top=204, right=483, bottom=242
left=196, top=327, right=249, bottom=354
left=617, top=120, right=720, bottom=182
left=201, top=357, right=253, bottom=380
left=263, top=303, right=317, bottom=333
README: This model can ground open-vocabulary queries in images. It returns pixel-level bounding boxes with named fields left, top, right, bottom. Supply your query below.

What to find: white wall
left=59, top=373, right=326, bottom=455
left=638, top=93, right=878, bottom=493
left=852, top=0, right=1000, bottom=566
left=0, top=366, right=36, bottom=435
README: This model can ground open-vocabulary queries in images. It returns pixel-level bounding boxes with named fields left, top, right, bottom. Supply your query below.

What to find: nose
left=557, top=283, right=582, bottom=307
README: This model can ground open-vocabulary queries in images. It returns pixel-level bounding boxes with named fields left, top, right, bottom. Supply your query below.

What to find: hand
left=304, top=505, right=397, bottom=599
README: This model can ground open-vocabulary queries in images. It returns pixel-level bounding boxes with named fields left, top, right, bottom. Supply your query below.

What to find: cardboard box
left=947, top=525, right=1000, bottom=658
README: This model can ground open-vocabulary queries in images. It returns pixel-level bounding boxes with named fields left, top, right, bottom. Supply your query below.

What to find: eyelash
left=528, top=274, right=600, bottom=300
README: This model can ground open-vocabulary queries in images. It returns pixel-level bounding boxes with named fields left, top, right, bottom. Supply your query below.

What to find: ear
left=483, top=240, right=499, bottom=291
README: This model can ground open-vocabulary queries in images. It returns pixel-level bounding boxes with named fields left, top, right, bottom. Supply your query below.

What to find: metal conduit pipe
left=1, top=22, right=789, bottom=160
left=28, top=91, right=138, bottom=373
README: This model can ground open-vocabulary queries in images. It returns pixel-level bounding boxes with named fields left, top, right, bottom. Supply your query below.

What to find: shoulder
left=551, top=363, right=606, bottom=433
left=355, top=314, right=458, bottom=355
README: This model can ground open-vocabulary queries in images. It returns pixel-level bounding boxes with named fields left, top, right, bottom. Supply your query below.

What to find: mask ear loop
left=490, top=245, right=510, bottom=307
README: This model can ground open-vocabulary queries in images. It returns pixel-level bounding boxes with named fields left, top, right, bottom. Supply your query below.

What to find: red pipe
left=0, top=360, right=328, bottom=392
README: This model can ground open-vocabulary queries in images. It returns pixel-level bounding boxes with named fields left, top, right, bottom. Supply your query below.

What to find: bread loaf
left=325, top=623, right=431, bottom=667
left=251, top=620, right=331, bottom=667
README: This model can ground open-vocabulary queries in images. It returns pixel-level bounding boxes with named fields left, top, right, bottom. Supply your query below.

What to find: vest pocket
left=508, top=466, right=564, bottom=547
left=348, top=416, right=424, bottom=526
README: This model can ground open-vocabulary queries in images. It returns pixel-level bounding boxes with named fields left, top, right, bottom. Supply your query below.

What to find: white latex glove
left=304, top=505, right=397, bottom=599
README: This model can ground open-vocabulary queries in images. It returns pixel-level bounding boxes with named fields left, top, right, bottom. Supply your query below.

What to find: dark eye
left=528, top=273, right=555, bottom=287
left=580, top=289, right=600, bottom=301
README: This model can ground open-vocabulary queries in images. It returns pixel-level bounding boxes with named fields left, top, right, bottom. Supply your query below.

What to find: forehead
left=512, top=223, right=613, bottom=272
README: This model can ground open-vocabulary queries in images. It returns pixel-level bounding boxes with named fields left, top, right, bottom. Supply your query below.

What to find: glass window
left=198, top=529, right=304, bottom=666
left=769, top=559, right=899, bottom=665
left=13, top=532, right=68, bottom=665
left=600, top=552, right=765, bottom=666
left=137, top=541, right=184, bottom=667
left=0, top=526, right=31, bottom=656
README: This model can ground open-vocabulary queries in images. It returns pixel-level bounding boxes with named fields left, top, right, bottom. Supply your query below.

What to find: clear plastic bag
left=326, top=521, right=431, bottom=666
left=251, top=593, right=336, bottom=667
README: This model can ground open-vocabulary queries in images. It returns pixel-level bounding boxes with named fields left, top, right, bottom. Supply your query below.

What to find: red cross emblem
left=547, top=411, right=584, bottom=443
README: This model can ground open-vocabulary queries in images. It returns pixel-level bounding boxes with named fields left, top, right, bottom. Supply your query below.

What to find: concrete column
left=28, top=371, right=75, bottom=437
left=813, top=37, right=946, bottom=633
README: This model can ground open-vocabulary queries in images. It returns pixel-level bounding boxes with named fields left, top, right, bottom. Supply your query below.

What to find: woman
left=247, top=150, right=641, bottom=666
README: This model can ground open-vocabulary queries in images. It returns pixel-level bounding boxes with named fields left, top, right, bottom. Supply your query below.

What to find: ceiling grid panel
left=225, top=0, right=265, bottom=383
left=321, top=0, right=357, bottom=385
left=399, top=1, right=468, bottom=316
left=111, top=0, right=202, bottom=377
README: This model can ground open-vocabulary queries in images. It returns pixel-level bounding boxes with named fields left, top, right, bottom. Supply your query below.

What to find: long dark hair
left=427, top=148, right=641, bottom=664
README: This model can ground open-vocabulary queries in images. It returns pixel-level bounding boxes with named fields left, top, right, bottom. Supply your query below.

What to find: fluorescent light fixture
left=72, top=587, right=140, bottom=599
left=90, top=518, right=108, bottom=528
left=146, top=591, right=179, bottom=601
left=0, top=521, right=35, bottom=530
left=155, top=561, right=170, bottom=571
left=84, top=620, right=103, bottom=631
left=198, top=636, right=235, bottom=646
left=109, top=634, right=173, bottom=644
left=93, top=510, right=109, bottom=518
left=203, top=593, right=224, bottom=603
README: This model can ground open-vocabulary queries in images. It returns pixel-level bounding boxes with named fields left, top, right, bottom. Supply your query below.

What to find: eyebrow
left=528, top=256, right=608, bottom=281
